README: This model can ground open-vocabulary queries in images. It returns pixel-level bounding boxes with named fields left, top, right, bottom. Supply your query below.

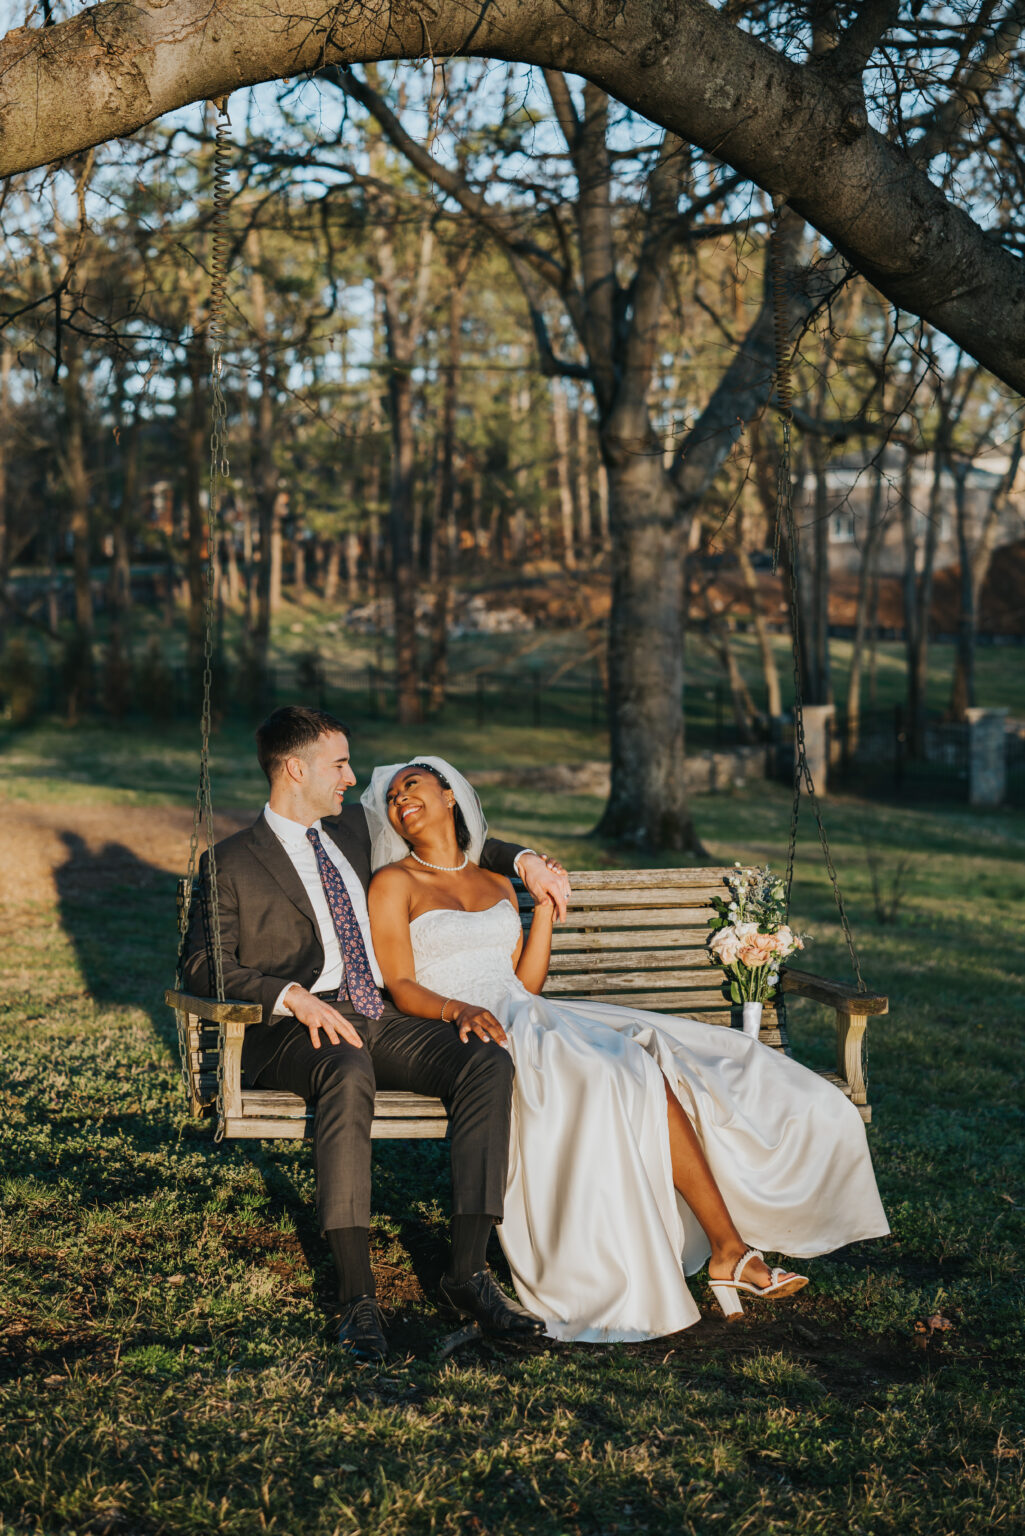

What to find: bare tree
left=4, top=0, right=1025, bottom=395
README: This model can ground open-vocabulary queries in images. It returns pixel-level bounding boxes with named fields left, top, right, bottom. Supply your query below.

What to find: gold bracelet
left=440, top=997, right=452, bottom=1023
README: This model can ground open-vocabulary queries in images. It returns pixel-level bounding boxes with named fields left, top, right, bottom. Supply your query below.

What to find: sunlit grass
left=1, top=721, right=1023, bottom=1534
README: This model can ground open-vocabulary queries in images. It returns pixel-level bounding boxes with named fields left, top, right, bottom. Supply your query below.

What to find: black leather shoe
left=439, top=1268, right=546, bottom=1337
left=338, top=1294, right=388, bottom=1361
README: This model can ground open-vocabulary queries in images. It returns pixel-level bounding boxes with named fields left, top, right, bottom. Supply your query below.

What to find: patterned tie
left=306, top=827, right=384, bottom=1020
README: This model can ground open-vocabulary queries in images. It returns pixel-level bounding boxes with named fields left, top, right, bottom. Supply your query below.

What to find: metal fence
left=4, top=652, right=753, bottom=751
left=770, top=706, right=974, bottom=803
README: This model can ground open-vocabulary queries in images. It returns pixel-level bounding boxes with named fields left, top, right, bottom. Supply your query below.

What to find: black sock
left=449, top=1214, right=494, bottom=1283
left=326, top=1227, right=374, bottom=1304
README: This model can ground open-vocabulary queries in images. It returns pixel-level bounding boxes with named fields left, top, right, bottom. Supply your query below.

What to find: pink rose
left=710, top=926, right=743, bottom=966
left=738, top=929, right=777, bottom=968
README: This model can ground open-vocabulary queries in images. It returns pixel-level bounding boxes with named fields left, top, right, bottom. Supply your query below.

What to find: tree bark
left=59, top=308, right=95, bottom=717
left=806, top=426, right=833, bottom=705
left=552, top=381, right=577, bottom=569
left=323, top=539, right=341, bottom=604
left=844, top=457, right=887, bottom=754
left=292, top=530, right=306, bottom=601
left=900, top=448, right=942, bottom=754
left=575, top=400, right=593, bottom=562
left=736, top=544, right=782, bottom=720
left=949, top=431, right=1023, bottom=717
left=111, top=401, right=137, bottom=619
left=701, top=593, right=757, bottom=743
left=345, top=531, right=361, bottom=603
left=427, top=272, right=467, bottom=712
left=597, top=446, right=700, bottom=848
left=184, top=331, right=207, bottom=690
left=247, top=225, right=279, bottom=707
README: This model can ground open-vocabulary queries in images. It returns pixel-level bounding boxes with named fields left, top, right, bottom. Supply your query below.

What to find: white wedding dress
left=411, top=899, right=889, bottom=1343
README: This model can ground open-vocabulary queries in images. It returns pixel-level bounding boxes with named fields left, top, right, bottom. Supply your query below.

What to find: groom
left=184, top=705, right=570, bottom=1360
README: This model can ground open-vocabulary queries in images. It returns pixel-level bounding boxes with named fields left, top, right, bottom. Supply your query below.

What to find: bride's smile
left=385, top=766, right=465, bottom=866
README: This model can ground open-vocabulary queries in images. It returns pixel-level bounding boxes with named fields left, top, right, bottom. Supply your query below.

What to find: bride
left=363, top=757, right=889, bottom=1343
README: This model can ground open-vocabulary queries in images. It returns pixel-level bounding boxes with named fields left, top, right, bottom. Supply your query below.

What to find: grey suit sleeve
left=182, top=852, right=297, bottom=1026
left=479, top=836, right=528, bottom=881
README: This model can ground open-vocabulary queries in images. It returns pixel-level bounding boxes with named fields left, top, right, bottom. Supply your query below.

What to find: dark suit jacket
left=184, top=804, right=526, bottom=1080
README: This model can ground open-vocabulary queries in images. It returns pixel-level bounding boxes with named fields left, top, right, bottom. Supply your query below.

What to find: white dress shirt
left=263, top=803, right=384, bottom=1016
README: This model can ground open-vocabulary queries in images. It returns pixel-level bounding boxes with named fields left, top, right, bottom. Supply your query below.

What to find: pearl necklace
left=410, top=849, right=469, bottom=873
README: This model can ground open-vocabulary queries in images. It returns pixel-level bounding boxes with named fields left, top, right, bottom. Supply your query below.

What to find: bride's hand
left=451, top=1002, right=508, bottom=1048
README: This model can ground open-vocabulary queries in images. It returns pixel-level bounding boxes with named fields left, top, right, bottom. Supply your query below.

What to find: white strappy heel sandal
left=708, top=1247, right=809, bottom=1319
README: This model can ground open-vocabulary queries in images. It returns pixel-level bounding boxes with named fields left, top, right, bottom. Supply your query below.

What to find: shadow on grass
left=54, top=829, right=183, bottom=1066
left=49, top=829, right=469, bottom=1320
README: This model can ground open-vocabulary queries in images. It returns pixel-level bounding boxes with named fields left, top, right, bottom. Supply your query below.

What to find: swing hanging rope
left=174, top=99, right=233, bottom=1102
left=769, top=204, right=865, bottom=993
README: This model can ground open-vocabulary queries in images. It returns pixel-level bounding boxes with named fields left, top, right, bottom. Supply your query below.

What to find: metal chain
left=174, top=101, right=233, bottom=1110
left=770, top=211, right=865, bottom=993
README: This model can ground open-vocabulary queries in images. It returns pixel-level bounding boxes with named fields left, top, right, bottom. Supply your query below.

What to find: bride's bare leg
left=662, top=1074, right=795, bottom=1290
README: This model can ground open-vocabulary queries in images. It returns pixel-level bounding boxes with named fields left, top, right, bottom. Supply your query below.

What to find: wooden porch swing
left=164, top=108, right=888, bottom=1143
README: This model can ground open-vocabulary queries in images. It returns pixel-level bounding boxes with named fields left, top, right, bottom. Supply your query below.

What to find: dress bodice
left=410, top=900, right=529, bottom=1014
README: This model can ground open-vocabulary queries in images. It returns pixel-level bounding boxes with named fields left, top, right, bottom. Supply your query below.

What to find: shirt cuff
left=513, top=848, right=538, bottom=878
left=273, top=982, right=301, bottom=1018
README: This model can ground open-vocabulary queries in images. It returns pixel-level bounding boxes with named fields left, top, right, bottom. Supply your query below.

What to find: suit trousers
left=250, top=999, right=515, bottom=1231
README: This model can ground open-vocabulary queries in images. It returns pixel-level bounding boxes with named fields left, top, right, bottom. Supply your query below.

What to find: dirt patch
left=0, top=802, right=252, bottom=913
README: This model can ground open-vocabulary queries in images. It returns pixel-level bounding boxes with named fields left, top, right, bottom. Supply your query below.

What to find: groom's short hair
left=256, top=705, right=351, bottom=783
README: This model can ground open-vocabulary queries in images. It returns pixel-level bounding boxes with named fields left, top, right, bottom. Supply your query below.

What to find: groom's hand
left=283, top=986, right=364, bottom=1050
left=518, top=852, right=571, bottom=921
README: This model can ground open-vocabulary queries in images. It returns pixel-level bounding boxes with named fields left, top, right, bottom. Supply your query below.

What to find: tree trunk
left=111, top=405, right=137, bottom=617
left=293, top=531, right=306, bottom=600
left=844, top=457, right=887, bottom=754
left=736, top=544, right=782, bottom=720
left=596, top=458, right=610, bottom=551
left=596, top=445, right=702, bottom=851
left=552, top=381, right=577, bottom=569
left=323, top=539, right=341, bottom=603
left=184, top=332, right=207, bottom=690
left=247, top=225, right=278, bottom=708
left=427, top=274, right=466, bottom=711
left=575, top=401, right=593, bottom=562
left=470, top=470, right=484, bottom=567
left=805, top=425, right=832, bottom=704
left=61, top=324, right=94, bottom=714
left=345, top=531, right=361, bottom=603
left=901, top=447, right=942, bottom=754
left=387, top=363, right=421, bottom=722
left=269, top=489, right=286, bottom=615
left=224, top=529, right=242, bottom=609
left=702, top=596, right=757, bottom=743
left=949, top=430, right=1023, bottom=717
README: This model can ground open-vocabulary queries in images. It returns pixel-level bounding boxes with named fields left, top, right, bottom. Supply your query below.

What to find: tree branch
left=2, top=0, right=1025, bottom=391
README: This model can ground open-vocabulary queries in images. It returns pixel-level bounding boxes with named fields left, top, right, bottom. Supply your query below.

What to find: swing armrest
left=164, top=989, right=263, bottom=1025
left=781, top=970, right=888, bottom=1015
left=781, top=970, right=887, bottom=1123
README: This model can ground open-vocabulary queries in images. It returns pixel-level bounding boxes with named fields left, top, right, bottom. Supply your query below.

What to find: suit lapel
left=247, top=813, right=320, bottom=929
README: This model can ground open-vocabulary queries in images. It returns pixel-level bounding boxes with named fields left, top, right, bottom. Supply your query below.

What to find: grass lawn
left=1, top=716, right=1023, bottom=1535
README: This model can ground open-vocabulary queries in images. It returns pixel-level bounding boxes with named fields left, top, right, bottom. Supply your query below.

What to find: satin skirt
left=494, top=993, right=890, bottom=1343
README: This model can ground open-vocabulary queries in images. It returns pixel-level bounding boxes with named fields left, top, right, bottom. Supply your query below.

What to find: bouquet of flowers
left=706, top=864, right=805, bottom=1006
